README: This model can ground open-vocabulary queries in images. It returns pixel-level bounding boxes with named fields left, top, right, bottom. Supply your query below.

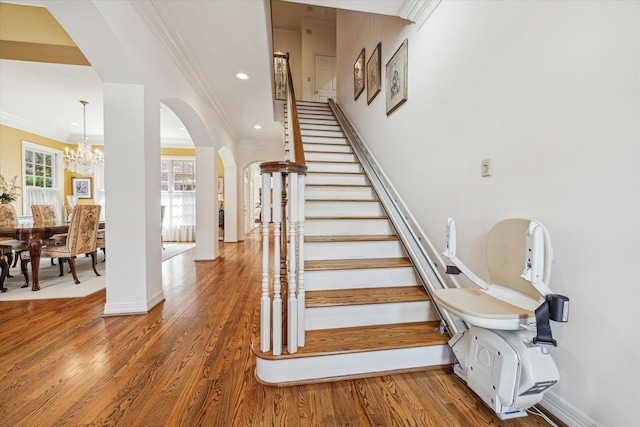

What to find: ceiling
left=0, top=0, right=338, bottom=149
left=0, top=0, right=411, bottom=151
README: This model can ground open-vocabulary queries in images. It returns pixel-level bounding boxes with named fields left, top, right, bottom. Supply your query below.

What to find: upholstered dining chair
left=31, top=204, right=67, bottom=245
left=0, top=203, right=27, bottom=275
left=21, top=204, right=101, bottom=286
left=96, top=229, right=105, bottom=261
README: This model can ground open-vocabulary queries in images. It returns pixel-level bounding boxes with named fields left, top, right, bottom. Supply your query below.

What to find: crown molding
left=129, top=1, right=240, bottom=144
left=397, top=0, right=442, bottom=29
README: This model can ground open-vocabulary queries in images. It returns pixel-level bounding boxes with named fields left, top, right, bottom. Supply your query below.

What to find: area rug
left=0, top=243, right=195, bottom=301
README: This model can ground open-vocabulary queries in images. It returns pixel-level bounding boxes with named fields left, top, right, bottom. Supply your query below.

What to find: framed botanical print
left=354, top=48, right=365, bottom=100
left=366, top=42, right=381, bottom=104
left=385, top=39, right=408, bottom=115
left=72, top=177, right=92, bottom=199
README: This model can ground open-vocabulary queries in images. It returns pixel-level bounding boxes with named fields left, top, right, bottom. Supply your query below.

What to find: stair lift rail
left=328, top=100, right=465, bottom=337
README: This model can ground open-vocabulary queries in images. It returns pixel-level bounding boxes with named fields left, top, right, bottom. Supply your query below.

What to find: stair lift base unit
left=450, top=326, right=559, bottom=419
left=437, top=218, right=569, bottom=420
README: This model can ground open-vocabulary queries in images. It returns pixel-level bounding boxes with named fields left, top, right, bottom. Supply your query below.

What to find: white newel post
left=271, top=172, right=283, bottom=356
left=287, top=172, right=299, bottom=354
left=260, top=172, right=272, bottom=353
left=297, top=173, right=306, bottom=346
left=259, top=162, right=307, bottom=355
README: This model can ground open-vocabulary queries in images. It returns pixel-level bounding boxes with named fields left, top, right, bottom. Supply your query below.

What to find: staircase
left=254, top=101, right=453, bottom=385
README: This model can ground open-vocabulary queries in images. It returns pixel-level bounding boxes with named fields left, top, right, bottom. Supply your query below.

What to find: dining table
left=0, top=220, right=105, bottom=291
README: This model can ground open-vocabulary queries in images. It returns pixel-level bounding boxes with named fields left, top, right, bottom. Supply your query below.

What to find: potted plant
left=0, top=173, right=21, bottom=204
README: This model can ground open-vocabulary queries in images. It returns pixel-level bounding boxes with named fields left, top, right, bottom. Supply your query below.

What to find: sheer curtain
left=161, top=191, right=196, bottom=241
left=24, top=187, right=62, bottom=219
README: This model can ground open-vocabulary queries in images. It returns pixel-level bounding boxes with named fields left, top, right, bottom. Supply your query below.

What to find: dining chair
left=0, top=203, right=27, bottom=275
left=31, top=204, right=67, bottom=245
left=96, top=229, right=105, bottom=261
left=21, top=205, right=101, bottom=286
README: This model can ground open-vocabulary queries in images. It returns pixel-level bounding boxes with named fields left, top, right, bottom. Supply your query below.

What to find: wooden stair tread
left=306, top=198, right=378, bottom=202
left=253, top=321, right=448, bottom=360
left=307, top=286, right=428, bottom=307
left=307, top=170, right=365, bottom=175
left=305, top=215, right=387, bottom=220
left=305, top=257, right=413, bottom=271
left=306, top=183, right=370, bottom=188
left=305, top=234, right=396, bottom=242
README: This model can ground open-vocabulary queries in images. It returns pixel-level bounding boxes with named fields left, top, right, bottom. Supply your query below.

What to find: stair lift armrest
left=442, top=217, right=491, bottom=291
left=521, top=221, right=554, bottom=297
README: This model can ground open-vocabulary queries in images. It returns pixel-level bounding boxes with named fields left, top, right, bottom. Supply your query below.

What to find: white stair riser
left=305, top=218, right=394, bottom=235
left=301, top=124, right=342, bottom=132
left=306, top=162, right=361, bottom=174
left=305, top=152, right=357, bottom=163
left=306, top=301, right=437, bottom=330
left=301, top=130, right=344, bottom=138
left=304, top=267, right=419, bottom=291
left=306, top=200, right=384, bottom=217
left=302, top=136, right=348, bottom=144
left=304, top=240, right=405, bottom=260
left=306, top=186, right=376, bottom=200
left=303, top=143, right=352, bottom=153
left=306, top=173, right=368, bottom=186
left=299, top=118, right=338, bottom=126
left=255, top=345, right=454, bottom=385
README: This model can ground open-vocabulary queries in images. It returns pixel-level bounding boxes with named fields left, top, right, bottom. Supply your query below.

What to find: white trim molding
left=541, top=392, right=602, bottom=427
left=398, top=0, right=442, bottom=29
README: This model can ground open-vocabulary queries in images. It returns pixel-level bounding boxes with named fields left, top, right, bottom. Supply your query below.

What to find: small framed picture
left=386, top=39, right=408, bottom=115
left=354, top=48, right=365, bottom=101
left=366, top=42, right=381, bottom=105
left=72, top=177, right=92, bottom=199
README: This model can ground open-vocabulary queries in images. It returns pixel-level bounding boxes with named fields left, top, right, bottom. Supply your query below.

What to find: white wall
left=300, top=19, right=336, bottom=100
left=336, top=2, right=639, bottom=426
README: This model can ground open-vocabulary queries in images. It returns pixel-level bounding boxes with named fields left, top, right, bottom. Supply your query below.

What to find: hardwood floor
left=0, top=229, right=563, bottom=426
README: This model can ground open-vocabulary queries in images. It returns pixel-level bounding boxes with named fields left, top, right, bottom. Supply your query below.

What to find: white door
left=314, top=55, right=336, bottom=102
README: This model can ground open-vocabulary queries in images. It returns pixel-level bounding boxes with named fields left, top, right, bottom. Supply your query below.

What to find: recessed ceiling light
left=70, top=122, right=79, bottom=126
left=254, top=125, right=262, bottom=129
left=179, top=127, right=187, bottom=131
left=236, top=72, right=249, bottom=80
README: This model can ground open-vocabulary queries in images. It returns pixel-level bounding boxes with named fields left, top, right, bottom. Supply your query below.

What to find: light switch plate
left=481, top=159, right=492, bottom=177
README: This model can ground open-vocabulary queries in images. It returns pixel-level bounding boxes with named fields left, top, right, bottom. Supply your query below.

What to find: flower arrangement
left=0, top=173, right=21, bottom=203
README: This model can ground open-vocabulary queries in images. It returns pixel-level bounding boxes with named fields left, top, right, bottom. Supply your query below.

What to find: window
left=161, top=157, right=196, bottom=242
left=24, top=147, right=56, bottom=188
left=21, top=141, right=63, bottom=217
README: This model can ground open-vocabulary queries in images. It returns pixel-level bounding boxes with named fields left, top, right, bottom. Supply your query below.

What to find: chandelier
left=63, top=100, right=104, bottom=176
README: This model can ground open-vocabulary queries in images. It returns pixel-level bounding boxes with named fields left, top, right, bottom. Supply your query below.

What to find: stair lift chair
left=434, top=218, right=569, bottom=419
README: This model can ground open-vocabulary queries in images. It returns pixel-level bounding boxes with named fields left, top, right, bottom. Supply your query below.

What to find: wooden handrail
left=285, top=55, right=305, bottom=165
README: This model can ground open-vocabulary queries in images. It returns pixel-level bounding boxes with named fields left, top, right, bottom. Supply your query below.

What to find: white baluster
left=272, top=173, right=283, bottom=356
left=287, top=172, right=298, bottom=354
left=260, top=172, right=272, bottom=353
left=297, top=173, right=306, bottom=346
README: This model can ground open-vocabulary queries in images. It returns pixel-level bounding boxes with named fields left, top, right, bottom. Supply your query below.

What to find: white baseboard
left=102, top=291, right=165, bottom=316
left=541, top=391, right=602, bottom=427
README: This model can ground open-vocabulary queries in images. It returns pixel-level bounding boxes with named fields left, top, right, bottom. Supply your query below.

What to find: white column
left=103, top=82, right=164, bottom=315
left=223, top=164, right=238, bottom=242
left=195, top=146, right=217, bottom=260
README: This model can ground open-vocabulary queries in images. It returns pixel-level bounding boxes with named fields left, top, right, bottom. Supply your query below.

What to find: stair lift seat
left=434, top=218, right=569, bottom=420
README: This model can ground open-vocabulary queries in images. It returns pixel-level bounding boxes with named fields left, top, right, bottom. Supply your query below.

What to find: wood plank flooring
left=0, top=229, right=564, bottom=426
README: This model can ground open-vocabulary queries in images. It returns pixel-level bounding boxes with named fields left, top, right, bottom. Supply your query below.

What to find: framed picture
left=386, top=39, right=408, bottom=115
left=72, top=177, right=92, bottom=199
left=354, top=48, right=365, bottom=100
left=366, top=42, right=381, bottom=104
